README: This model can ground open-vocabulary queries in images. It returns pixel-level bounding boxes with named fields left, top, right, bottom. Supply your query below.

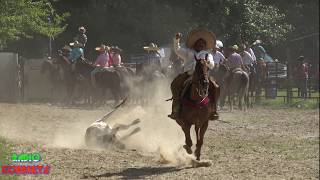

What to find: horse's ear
left=205, top=53, right=208, bottom=60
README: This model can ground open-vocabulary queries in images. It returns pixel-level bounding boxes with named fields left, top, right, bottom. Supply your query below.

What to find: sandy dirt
left=0, top=101, right=319, bottom=179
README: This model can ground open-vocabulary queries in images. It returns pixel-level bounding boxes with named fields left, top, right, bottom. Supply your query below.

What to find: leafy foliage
left=0, top=0, right=68, bottom=49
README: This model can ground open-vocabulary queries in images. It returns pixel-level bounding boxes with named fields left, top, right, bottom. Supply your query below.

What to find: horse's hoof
left=183, top=145, right=192, bottom=154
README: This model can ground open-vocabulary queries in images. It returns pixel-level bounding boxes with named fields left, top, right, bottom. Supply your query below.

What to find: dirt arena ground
left=0, top=102, right=319, bottom=180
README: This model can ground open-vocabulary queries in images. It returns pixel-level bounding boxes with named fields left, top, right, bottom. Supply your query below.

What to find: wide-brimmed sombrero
left=95, top=44, right=109, bottom=51
left=69, top=41, right=83, bottom=48
left=110, top=46, right=122, bottom=53
left=186, top=28, right=216, bottom=50
left=143, top=43, right=160, bottom=51
left=297, top=56, right=305, bottom=61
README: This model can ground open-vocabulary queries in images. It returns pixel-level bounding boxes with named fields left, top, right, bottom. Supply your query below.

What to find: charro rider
left=143, top=42, right=162, bottom=72
left=168, top=28, right=220, bottom=120
left=91, top=44, right=110, bottom=87
left=74, top=26, right=88, bottom=48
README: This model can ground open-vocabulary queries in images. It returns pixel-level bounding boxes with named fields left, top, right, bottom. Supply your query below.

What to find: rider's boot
left=209, top=102, right=219, bottom=120
left=168, top=98, right=180, bottom=120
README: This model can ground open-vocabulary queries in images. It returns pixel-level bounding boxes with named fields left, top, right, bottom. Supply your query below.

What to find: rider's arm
left=173, top=38, right=188, bottom=62
left=207, top=53, right=215, bottom=69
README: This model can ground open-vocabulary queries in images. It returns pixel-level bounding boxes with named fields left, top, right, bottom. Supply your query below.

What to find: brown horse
left=175, top=58, right=213, bottom=161
left=217, top=64, right=249, bottom=111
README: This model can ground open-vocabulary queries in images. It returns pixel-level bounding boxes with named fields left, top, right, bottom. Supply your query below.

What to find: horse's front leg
left=181, top=122, right=192, bottom=154
left=195, top=120, right=208, bottom=161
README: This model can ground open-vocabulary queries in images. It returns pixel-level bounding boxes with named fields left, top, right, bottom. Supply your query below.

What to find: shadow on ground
left=81, top=166, right=186, bottom=179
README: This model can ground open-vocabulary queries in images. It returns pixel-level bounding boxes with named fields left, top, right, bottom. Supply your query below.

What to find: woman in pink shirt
left=110, top=46, right=122, bottom=67
left=91, top=44, right=110, bottom=87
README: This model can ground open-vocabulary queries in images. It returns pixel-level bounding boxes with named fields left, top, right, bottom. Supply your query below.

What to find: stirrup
left=168, top=112, right=180, bottom=120
left=209, top=113, right=219, bottom=121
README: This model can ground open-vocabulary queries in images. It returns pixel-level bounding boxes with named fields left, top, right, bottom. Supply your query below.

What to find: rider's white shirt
left=211, top=50, right=225, bottom=64
left=241, top=51, right=255, bottom=65
left=173, top=38, right=214, bottom=74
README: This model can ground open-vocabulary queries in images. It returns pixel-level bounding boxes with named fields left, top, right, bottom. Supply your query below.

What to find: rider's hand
left=175, top=33, right=182, bottom=40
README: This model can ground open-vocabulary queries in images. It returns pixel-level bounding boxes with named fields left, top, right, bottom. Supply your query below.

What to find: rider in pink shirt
left=91, top=44, right=110, bottom=87
left=110, top=46, right=122, bottom=67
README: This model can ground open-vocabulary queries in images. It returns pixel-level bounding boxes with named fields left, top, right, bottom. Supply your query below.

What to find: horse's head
left=192, top=55, right=210, bottom=99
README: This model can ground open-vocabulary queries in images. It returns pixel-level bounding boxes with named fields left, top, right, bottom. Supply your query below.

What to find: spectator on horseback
left=211, top=41, right=226, bottom=66
left=110, top=46, right=122, bottom=67
left=168, top=28, right=219, bottom=121
left=244, top=41, right=256, bottom=62
left=91, top=44, right=110, bottom=87
left=226, top=45, right=244, bottom=71
left=215, top=40, right=224, bottom=54
left=143, top=42, right=162, bottom=72
left=61, top=41, right=84, bottom=71
left=74, top=26, right=87, bottom=49
left=251, top=39, right=266, bottom=60
left=211, top=41, right=226, bottom=79
left=239, top=44, right=255, bottom=74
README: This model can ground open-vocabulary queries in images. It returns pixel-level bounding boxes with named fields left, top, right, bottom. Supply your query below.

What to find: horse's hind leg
left=195, top=121, right=208, bottom=161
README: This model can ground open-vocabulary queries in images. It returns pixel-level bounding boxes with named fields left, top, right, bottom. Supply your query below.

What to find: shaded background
left=3, top=0, right=319, bottom=68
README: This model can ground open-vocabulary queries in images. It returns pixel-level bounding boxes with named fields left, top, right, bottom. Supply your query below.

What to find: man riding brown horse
left=168, top=28, right=220, bottom=121
left=168, top=28, right=220, bottom=161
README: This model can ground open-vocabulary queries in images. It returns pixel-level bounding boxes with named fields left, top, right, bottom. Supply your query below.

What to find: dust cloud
left=95, top=78, right=200, bottom=166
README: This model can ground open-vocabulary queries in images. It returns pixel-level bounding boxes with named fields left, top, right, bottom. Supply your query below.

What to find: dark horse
left=175, top=58, right=213, bottom=161
left=74, top=58, right=123, bottom=105
left=41, top=55, right=78, bottom=104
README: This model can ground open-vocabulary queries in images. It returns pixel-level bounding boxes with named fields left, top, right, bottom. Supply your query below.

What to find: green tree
left=0, top=0, right=68, bottom=49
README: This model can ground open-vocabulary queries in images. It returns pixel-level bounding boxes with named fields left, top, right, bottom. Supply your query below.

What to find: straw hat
left=297, top=55, right=305, bottom=61
left=110, top=46, right=123, bottom=53
left=95, top=44, right=109, bottom=52
left=69, top=41, right=83, bottom=48
left=143, top=43, right=160, bottom=51
left=186, top=28, right=216, bottom=50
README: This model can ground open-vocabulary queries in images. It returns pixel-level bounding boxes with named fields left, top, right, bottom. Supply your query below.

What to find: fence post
left=286, top=47, right=292, bottom=104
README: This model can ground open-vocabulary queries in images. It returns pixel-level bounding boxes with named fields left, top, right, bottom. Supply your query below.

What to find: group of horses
left=41, top=54, right=169, bottom=106
left=213, top=61, right=267, bottom=111
left=41, top=52, right=267, bottom=162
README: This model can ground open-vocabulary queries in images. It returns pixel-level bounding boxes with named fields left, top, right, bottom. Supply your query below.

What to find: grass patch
left=214, top=136, right=319, bottom=161
left=0, top=136, right=18, bottom=180
left=257, top=98, right=319, bottom=109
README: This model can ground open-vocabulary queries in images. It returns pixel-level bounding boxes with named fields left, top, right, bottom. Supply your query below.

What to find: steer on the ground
left=85, top=119, right=140, bottom=149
